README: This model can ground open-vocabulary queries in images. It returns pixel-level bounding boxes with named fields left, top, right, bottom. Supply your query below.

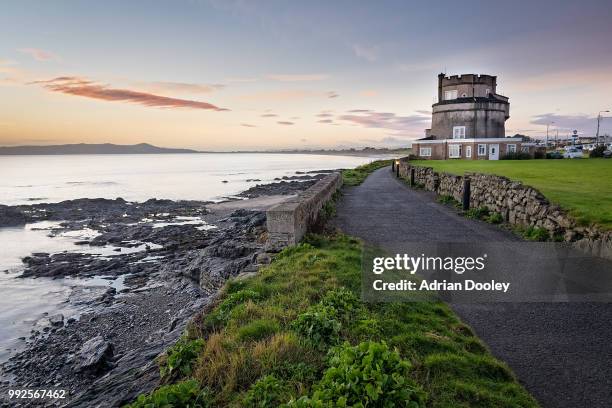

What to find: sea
left=0, top=153, right=380, bottom=362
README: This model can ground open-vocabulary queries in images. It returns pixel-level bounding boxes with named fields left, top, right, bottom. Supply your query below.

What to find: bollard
left=462, top=177, right=471, bottom=211
left=410, top=168, right=415, bottom=187
left=391, top=160, right=395, bottom=172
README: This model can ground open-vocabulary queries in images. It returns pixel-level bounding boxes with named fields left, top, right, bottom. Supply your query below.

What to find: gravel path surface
left=333, top=166, right=612, bottom=408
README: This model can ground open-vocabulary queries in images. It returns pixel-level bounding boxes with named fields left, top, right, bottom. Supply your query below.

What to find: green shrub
left=523, top=226, right=549, bottom=241
left=291, top=305, right=341, bottom=350
left=126, top=380, right=212, bottom=408
left=237, top=319, right=280, bottom=342
left=291, top=341, right=426, bottom=407
left=242, top=375, right=291, bottom=407
left=205, top=290, right=261, bottom=328
left=465, top=206, right=489, bottom=220
left=501, top=151, right=531, bottom=160
left=320, top=288, right=362, bottom=322
left=342, top=160, right=393, bottom=186
left=160, top=338, right=205, bottom=380
left=533, top=149, right=545, bottom=159
left=485, top=212, right=504, bottom=224
left=437, top=195, right=459, bottom=206
left=589, top=145, right=606, bottom=158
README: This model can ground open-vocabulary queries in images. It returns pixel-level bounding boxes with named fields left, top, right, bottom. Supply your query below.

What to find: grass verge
left=411, top=159, right=612, bottom=230
left=342, top=159, right=393, bottom=186
left=128, top=234, right=538, bottom=407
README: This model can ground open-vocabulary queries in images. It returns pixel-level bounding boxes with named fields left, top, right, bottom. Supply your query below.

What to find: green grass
left=130, top=234, right=538, bottom=407
left=412, top=159, right=612, bottom=230
left=342, top=159, right=393, bottom=186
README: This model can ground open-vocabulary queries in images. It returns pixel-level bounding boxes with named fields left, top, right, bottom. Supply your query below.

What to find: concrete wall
left=266, top=173, right=342, bottom=251
left=398, top=160, right=612, bottom=260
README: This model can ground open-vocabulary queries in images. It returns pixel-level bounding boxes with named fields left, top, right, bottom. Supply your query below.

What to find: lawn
left=129, top=234, right=538, bottom=407
left=412, top=159, right=612, bottom=230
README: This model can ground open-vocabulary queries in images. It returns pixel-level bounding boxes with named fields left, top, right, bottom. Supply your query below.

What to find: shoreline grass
left=412, top=159, right=612, bottom=230
left=341, top=159, right=392, bottom=186
left=128, top=234, right=538, bottom=407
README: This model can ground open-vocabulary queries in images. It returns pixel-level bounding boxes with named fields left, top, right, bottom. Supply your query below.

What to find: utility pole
left=596, top=110, right=610, bottom=145
left=546, top=121, right=554, bottom=148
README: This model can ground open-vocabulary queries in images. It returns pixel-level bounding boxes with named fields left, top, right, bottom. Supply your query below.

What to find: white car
left=563, top=148, right=583, bottom=159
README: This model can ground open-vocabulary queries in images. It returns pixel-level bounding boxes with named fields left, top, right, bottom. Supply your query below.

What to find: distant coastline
left=0, top=142, right=411, bottom=157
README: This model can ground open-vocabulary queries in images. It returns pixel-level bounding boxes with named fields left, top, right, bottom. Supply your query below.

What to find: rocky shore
left=0, top=174, right=325, bottom=407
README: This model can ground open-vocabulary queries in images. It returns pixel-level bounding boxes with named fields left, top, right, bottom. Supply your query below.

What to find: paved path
left=334, top=167, right=612, bottom=408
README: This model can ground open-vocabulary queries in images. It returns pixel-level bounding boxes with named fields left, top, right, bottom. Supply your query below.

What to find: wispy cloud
left=238, top=90, right=332, bottom=102
left=266, top=73, right=329, bottom=82
left=352, top=44, right=379, bottom=62
left=260, top=113, right=278, bottom=117
left=318, top=119, right=334, bottom=124
left=277, top=121, right=294, bottom=125
left=241, top=123, right=256, bottom=127
left=326, top=91, right=339, bottom=98
left=316, top=112, right=334, bottom=118
left=337, top=110, right=431, bottom=135
left=360, top=90, right=378, bottom=97
left=139, top=81, right=225, bottom=94
left=530, top=113, right=599, bottom=132
left=18, top=48, right=59, bottom=62
left=31, top=76, right=228, bottom=111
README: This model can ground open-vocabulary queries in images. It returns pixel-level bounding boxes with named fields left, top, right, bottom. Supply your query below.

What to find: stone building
left=413, top=73, right=524, bottom=160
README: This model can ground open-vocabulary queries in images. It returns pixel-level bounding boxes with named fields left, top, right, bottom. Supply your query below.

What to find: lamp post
left=596, top=110, right=610, bottom=145
left=546, top=121, right=554, bottom=148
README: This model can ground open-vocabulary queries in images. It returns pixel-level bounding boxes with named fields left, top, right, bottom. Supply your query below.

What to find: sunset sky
left=1, top=0, right=611, bottom=150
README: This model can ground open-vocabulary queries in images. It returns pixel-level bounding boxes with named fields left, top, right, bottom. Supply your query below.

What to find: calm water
left=0, top=153, right=379, bottom=362
left=0, top=153, right=376, bottom=205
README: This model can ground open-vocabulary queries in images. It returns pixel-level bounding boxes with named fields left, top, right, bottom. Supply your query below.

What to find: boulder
left=75, top=335, right=113, bottom=372
left=0, top=205, right=26, bottom=227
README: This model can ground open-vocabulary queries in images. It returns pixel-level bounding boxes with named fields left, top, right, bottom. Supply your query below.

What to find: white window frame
left=466, top=145, right=472, bottom=158
left=507, top=144, right=517, bottom=153
left=444, top=89, right=458, bottom=100
left=419, top=147, right=432, bottom=157
left=448, top=144, right=462, bottom=159
left=478, top=144, right=487, bottom=156
left=521, top=146, right=530, bottom=153
left=453, top=126, right=466, bottom=139
left=485, top=88, right=491, bottom=96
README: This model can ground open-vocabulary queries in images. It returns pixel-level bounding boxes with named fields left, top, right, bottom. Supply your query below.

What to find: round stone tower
left=429, top=73, right=510, bottom=140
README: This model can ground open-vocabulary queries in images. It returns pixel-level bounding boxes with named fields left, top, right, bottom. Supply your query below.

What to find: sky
left=1, top=0, right=611, bottom=151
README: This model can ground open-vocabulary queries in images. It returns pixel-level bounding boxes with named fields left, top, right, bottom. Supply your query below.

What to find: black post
left=396, top=162, right=400, bottom=177
left=410, top=168, right=415, bottom=187
left=391, top=161, right=395, bottom=172
left=462, top=177, right=471, bottom=211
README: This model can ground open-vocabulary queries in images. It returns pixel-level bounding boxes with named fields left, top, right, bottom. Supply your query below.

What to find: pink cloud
left=141, top=81, right=225, bottom=94
left=31, top=76, right=228, bottom=111
left=241, top=123, right=257, bottom=127
left=18, top=48, right=59, bottom=61
left=277, top=121, right=294, bottom=125
left=261, top=113, right=278, bottom=117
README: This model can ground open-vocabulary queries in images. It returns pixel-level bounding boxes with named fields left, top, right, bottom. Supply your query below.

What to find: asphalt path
left=333, top=166, right=612, bottom=408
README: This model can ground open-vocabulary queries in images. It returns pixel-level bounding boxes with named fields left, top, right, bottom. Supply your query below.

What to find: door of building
left=488, top=144, right=499, bottom=160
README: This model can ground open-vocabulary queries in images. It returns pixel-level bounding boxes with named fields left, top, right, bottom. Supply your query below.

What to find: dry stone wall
left=398, top=159, right=612, bottom=260
left=266, top=173, right=342, bottom=251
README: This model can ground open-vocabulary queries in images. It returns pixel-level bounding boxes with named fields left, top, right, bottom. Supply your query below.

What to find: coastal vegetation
left=412, top=159, right=612, bottom=229
left=341, top=159, right=393, bottom=186
left=129, top=233, right=538, bottom=407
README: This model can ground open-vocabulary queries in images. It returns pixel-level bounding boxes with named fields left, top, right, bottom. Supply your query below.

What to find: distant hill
left=0, top=143, right=201, bottom=155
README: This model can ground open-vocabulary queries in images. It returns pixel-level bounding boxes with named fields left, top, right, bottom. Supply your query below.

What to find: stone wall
left=398, top=159, right=612, bottom=260
left=266, top=172, right=342, bottom=251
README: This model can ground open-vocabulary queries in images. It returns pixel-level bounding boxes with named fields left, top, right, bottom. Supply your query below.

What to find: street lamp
left=546, top=121, right=554, bottom=148
left=596, top=110, right=610, bottom=145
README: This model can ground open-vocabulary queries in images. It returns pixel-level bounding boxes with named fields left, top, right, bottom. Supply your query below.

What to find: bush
left=590, top=145, right=606, bottom=158
left=291, top=305, right=341, bottom=350
left=485, top=212, right=504, bottom=224
left=126, top=380, right=212, bottom=408
left=501, top=151, right=531, bottom=160
left=533, top=149, right=545, bottom=159
left=237, top=319, right=280, bottom=342
left=290, top=341, right=426, bottom=407
left=160, top=338, right=205, bottom=380
left=242, top=375, right=291, bottom=407
left=465, top=206, right=489, bottom=220
left=319, top=288, right=362, bottom=322
left=522, top=226, right=549, bottom=241
left=437, top=195, right=459, bottom=206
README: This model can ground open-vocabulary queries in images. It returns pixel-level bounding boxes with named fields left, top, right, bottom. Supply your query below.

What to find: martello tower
left=427, top=73, right=510, bottom=140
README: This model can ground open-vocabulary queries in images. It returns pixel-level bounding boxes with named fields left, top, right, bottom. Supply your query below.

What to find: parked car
left=603, top=150, right=612, bottom=159
left=563, top=147, right=583, bottom=159
left=546, top=151, right=563, bottom=159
